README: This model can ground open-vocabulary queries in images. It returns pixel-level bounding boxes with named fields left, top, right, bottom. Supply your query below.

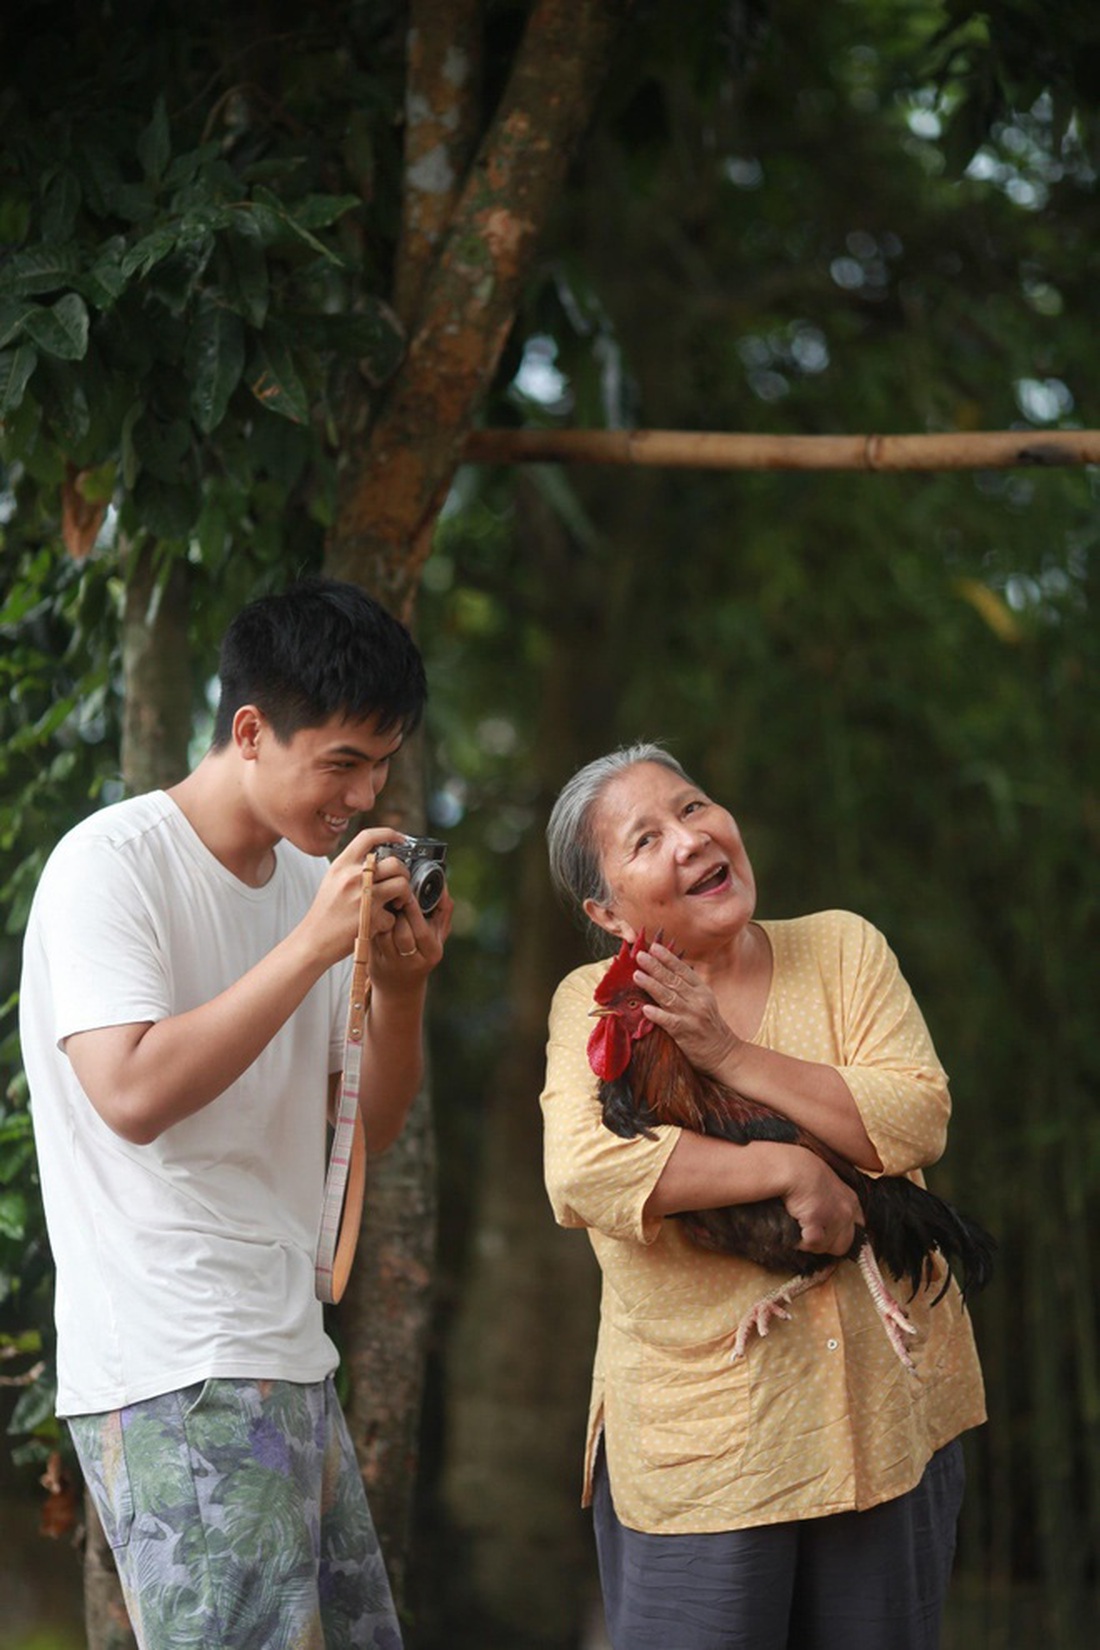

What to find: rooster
left=587, top=932, right=995, bottom=1371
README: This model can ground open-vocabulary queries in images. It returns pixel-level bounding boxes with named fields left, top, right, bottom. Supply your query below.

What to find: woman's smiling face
left=582, top=761, right=757, bottom=954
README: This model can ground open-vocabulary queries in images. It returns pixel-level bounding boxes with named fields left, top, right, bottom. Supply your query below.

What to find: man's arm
left=66, top=829, right=415, bottom=1145
left=353, top=885, right=453, bottom=1154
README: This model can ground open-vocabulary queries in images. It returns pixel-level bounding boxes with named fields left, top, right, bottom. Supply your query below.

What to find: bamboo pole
left=462, top=426, right=1100, bottom=471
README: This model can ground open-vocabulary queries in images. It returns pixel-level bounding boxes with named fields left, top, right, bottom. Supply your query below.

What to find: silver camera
left=383, top=836, right=448, bottom=914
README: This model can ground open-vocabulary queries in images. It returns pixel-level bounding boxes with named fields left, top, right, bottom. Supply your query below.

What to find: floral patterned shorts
left=68, top=1376, right=402, bottom=1650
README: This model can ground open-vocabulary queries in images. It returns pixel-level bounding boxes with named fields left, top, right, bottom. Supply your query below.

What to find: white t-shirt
left=19, top=791, right=350, bottom=1416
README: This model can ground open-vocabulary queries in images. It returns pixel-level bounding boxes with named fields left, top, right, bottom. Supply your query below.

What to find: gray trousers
left=593, top=1438, right=965, bottom=1650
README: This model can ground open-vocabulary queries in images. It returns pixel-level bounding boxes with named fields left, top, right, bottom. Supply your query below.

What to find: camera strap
left=314, top=854, right=374, bottom=1304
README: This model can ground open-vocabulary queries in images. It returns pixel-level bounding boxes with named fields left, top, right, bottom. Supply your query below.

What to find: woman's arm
left=541, top=967, right=860, bottom=1253
left=644, top=1131, right=861, bottom=1256
left=633, top=939, right=883, bottom=1170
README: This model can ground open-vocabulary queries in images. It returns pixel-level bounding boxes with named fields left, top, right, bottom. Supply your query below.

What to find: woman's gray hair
left=546, top=743, right=690, bottom=943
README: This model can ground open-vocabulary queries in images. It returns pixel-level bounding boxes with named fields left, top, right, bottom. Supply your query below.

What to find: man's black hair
left=211, top=577, right=427, bottom=749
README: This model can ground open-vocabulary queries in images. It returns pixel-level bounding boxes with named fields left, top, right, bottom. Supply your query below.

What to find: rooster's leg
left=730, top=1265, right=837, bottom=1362
left=854, top=1239, right=918, bottom=1373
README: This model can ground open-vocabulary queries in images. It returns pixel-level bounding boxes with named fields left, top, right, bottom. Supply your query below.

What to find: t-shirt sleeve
left=35, top=835, right=172, bottom=1045
left=540, top=966, right=681, bottom=1245
left=830, top=914, right=951, bottom=1176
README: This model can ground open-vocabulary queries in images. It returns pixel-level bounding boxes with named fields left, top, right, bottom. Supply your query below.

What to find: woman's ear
left=582, top=897, right=635, bottom=945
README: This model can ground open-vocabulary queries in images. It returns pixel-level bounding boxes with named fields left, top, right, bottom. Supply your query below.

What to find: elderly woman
left=540, top=743, right=986, bottom=1650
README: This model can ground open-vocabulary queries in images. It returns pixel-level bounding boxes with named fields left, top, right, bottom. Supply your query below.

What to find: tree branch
left=461, top=426, right=1100, bottom=471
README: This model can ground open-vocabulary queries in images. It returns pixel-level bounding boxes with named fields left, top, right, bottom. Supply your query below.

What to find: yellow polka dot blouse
left=540, top=909, right=987, bottom=1534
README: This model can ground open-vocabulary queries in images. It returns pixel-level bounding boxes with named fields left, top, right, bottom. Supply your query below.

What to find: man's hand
left=299, top=828, right=409, bottom=968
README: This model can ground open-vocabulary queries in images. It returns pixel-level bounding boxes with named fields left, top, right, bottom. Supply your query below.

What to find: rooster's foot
left=855, top=1243, right=919, bottom=1373
left=730, top=1265, right=837, bottom=1362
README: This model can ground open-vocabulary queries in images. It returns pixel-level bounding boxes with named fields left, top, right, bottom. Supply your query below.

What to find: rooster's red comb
left=593, top=931, right=648, bottom=1006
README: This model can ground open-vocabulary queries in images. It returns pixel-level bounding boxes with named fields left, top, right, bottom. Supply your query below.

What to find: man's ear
left=233, top=705, right=266, bottom=761
left=582, top=897, right=635, bottom=945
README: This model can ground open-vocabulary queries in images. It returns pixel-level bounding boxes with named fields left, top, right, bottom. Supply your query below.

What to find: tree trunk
left=121, top=544, right=193, bottom=794
left=334, top=724, right=438, bottom=1610
left=440, top=476, right=615, bottom=1646
left=326, top=1, right=634, bottom=1613
left=327, top=0, right=635, bottom=600
left=84, top=541, right=193, bottom=1646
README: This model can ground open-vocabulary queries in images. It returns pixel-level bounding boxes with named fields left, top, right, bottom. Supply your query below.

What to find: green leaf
left=132, top=413, right=191, bottom=483
left=186, top=302, right=245, bottom=433
left=41, top=169, right=82, bottom=242
left=22, top=293, right=89, bottom=361
left=120, top=224, right=183, bottom=280
left=131, top=472, right=199, bottom=540
left=0, top=192, right=31, bottom=244
left=223, top=217, right=270, bottom=328
left=81, top=238, right=128, bottom=309
left=0, top=243, right=81, bottom=297
left=0, top=1124, right=33, bottom=1182
left=0, top=345, right=38, bottom=415
left=8, top=1373, right=56, bottom=1438
left=77, top=459, right=118, bottom=505
left=0, top=1190, right=27, bottom=1240
left=194, top=495, right=230, bottom=565
left=0, top=299, right=37, bottom=351
left=120, top=401, right=142, bottom=488
left=284, top=193, right=361, bottom=232
left=0, top=1330, right=41, bottom=1357
left=284, top=303, right=405, bottom=384
left=247, top=188, right=345, bottom=264
left=146, top=238, right=216, bottom=318
left=138, top=97, right=172, bottom=185
left=248, top=335, right=310, bottom=424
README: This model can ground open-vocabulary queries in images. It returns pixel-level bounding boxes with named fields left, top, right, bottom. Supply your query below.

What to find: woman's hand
left=778, top=1148, right=861, bottom=1257
left=632, top=939, right=741, bottom=1075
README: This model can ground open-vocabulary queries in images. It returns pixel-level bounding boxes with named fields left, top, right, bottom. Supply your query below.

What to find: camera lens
left=411, top=860, right=446, bottom=914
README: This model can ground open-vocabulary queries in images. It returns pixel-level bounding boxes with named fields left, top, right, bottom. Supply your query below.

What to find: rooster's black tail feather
left=860, top=1176, right=996, bottom=1305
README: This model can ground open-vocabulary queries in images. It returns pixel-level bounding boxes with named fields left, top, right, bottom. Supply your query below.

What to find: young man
left=20, top=576, right=452, bottom=1649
